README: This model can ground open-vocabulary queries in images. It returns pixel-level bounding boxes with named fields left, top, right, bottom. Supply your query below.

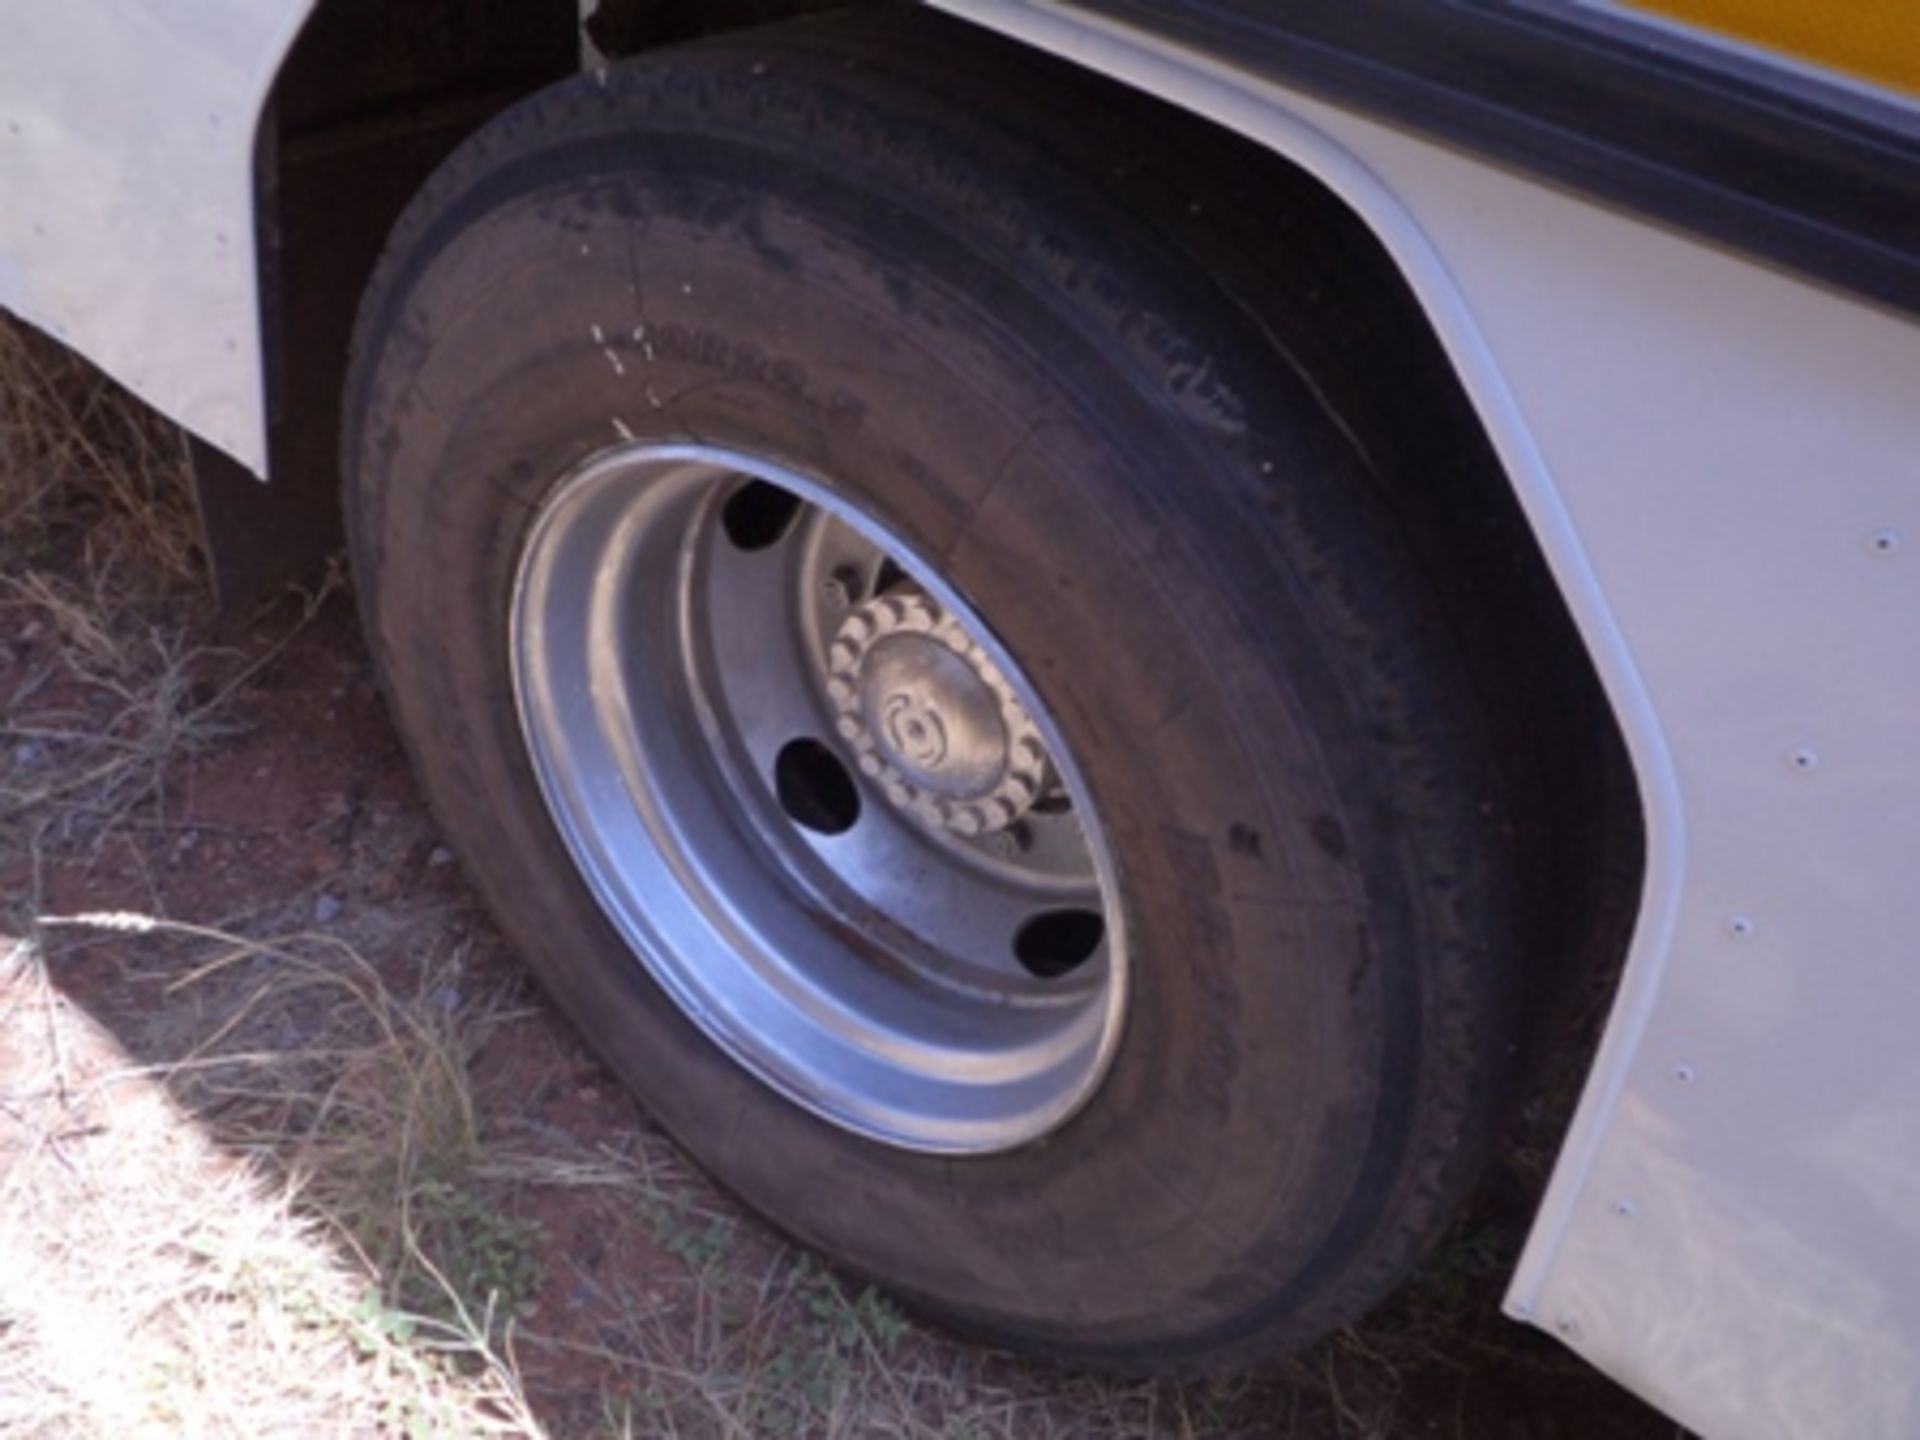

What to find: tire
left=344, top=11, right=1525, bottom=1371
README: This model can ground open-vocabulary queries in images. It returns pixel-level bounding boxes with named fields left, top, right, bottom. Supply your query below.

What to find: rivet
left=1870, top=529, right=1902, bottom=556
left=1726, top=915, right=1755, bottom=938
left=1674, top=1064, right=1698, bottom=1083
left=1556, top=1315, right=1580, bottom=1338
left=1789, top=748, right=1819, bottom=772
left=1613, top=1199, right=1637, bottom=1219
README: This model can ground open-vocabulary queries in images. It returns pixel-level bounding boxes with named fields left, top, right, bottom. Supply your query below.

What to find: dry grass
left=0, top=319, right=333, bottom=868
left=0, top=315, right=200, bottom=598
left=3, top=909, right=1255, bottom=1440
left=0, top=925, right=546, bottom=1439
left=0, top=312, right=1680, bottom=1438
left=0, top=315, right=557, bottom=1436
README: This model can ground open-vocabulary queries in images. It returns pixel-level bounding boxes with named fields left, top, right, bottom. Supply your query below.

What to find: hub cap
left=827, top=594, right=1048, bottom=837
left=509, top=442, right=1126, bottom=1153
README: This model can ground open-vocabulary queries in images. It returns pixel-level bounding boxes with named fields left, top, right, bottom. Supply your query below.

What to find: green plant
left=641, top=1192, right=736, bottom=1273
left=410, top=1181, right=545, bottom=1328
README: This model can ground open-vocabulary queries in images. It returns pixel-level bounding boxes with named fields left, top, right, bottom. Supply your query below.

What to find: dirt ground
left=0, top=318, right=1692, bottom=1437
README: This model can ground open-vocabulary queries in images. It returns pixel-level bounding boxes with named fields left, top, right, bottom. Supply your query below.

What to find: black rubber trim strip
left=1059, top=0, right=1920, bottom=318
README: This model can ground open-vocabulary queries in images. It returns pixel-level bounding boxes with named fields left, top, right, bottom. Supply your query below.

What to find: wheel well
left=211, top=1, right=1642, bottom=1024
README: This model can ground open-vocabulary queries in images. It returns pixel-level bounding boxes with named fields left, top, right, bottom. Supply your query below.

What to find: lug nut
left=986, top=821, right=1033, bottom=857
left=822, top=564, right=865, bottom=607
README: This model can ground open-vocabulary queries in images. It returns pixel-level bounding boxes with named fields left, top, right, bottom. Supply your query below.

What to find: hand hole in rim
left=720, top=477, right=804, bottom=550
left=1014, top=908, right=1107, bottom=978
left=775, top=737, right=861, bottom=835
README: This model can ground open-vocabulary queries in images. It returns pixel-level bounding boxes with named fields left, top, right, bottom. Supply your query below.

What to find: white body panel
left=3, top=4, right=1919, bottom=1435
left=0, top=0, right=312, bottom=473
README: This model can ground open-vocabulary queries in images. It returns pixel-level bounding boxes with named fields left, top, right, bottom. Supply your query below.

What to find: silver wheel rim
left=509, top=442, right=1127, bottom=1153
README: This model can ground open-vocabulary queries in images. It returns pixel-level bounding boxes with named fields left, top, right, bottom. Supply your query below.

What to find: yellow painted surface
left=1627, top=0, right=1920, bottom=96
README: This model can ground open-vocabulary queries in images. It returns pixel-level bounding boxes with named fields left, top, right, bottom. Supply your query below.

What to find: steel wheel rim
left=509, top=442, right=1128, bottom=1153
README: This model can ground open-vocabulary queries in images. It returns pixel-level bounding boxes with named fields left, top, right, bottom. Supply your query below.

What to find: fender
left=0, top=0, right=580, bottom=604
left=931, top=7, right=1920, bottom=1437
left=0, top=1, right=310, bottom=474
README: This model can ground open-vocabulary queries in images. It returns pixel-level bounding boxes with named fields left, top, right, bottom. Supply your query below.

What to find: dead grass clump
left=0, top=923, right=546, bottom=1438
left=0, top=591, right=330, bottom=857
left=39, top=913, right=542, bottom=1335
left=0, top=314, right=326, bottom=861
left=0, top=315, right=201, bottom=597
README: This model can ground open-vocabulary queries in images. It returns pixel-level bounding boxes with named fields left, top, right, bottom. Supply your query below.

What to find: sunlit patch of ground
left=0, top=926, right=540, bottom=1438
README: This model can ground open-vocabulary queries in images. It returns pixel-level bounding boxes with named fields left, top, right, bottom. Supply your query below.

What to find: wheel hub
left=827, top=593, right=1047, bottom=836
left=863, top=636, right=1004, bottom=792
left=511, top=445, right=1123, bottom=1153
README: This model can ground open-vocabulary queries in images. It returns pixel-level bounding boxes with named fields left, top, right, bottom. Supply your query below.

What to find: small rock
left=428, top=846, right=455, bottom=867
left=432, top=985, right=462, bottom=1012
left=312, top=894, right=343, bottom=924
left=12, top=741, right=44, bottom=768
